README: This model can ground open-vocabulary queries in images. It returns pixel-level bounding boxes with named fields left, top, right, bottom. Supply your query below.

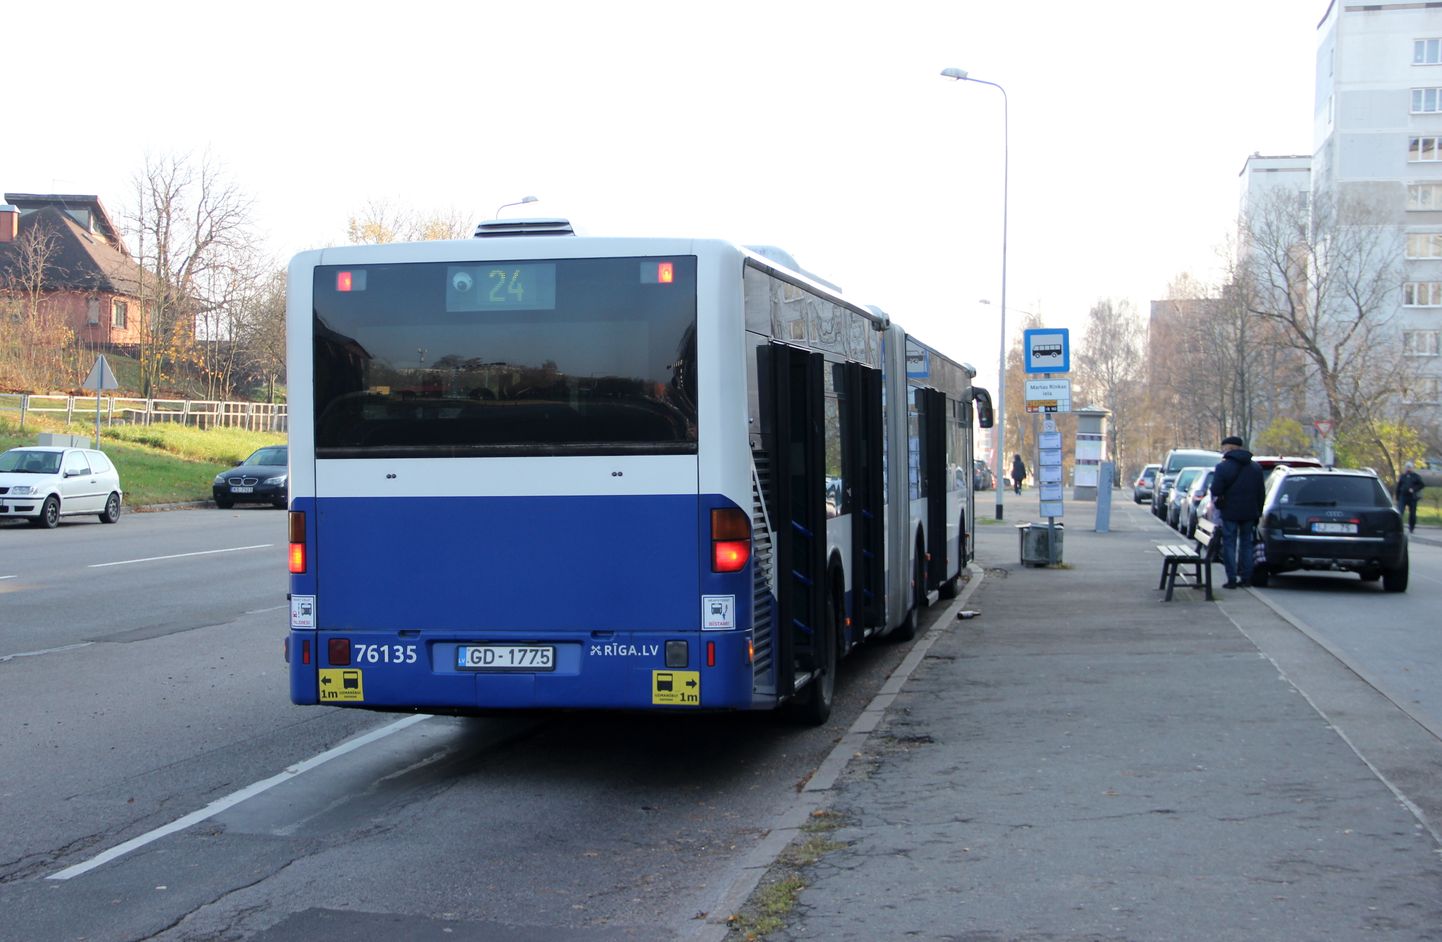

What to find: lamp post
left=943, top=66, right=1008, bottom=521
left=494, top=195, right=538, bottom=218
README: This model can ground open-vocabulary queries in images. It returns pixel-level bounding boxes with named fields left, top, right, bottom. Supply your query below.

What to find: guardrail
left=0, top=393, right=287, bottom=433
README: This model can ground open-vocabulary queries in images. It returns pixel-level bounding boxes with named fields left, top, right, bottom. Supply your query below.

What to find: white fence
left=0, top=393, right=287, bottom=433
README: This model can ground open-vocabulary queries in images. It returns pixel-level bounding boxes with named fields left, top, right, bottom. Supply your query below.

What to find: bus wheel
left=789, top=584, right=838, bottom=726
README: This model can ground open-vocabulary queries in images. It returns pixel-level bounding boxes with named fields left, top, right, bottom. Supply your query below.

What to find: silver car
left=0, top=446, right=123, bottom=528
left=1133, top=464, right=1160, bottom=504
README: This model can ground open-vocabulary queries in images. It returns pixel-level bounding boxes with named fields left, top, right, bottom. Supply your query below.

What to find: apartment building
left=1315, top=0, right=1442, bottom=418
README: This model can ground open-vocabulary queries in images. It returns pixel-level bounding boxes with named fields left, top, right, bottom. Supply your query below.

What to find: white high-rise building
left=1315, top=0, right=1442, bottom=426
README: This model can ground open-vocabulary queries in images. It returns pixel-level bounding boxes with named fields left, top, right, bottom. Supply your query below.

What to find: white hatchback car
left=0, top=446, right=123, bottom=528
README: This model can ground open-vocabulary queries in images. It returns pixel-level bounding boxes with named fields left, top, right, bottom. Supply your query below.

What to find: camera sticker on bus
left=291, top=595, right=316, bottom=629
left=318, top=669, right=363, bottom=702
left=701, top=595, right=734, bottom=630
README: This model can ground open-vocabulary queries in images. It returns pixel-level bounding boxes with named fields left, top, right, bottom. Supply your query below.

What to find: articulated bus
left=284, top=220, right=993, bottom=724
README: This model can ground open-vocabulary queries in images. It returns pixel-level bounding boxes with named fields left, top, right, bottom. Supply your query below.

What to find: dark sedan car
left=1251, top=466, right=1407, bottom=591
left=213, top=445, right=288, bottom=509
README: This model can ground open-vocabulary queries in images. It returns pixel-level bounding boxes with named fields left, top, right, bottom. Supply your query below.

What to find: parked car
left=1133, top=463, right=1161, bottom=504
left=973, top=459, right=995, bottom=491
left=213, top=445, right=289, bottom=509
left=1153, top=448, right=1223, bottom=519
left=0, top=446, right=123, bottom=528
left=1167, top=466, right=1208, bottom=530
left=1253, top=455, right=1324, bottom=479
left=1251, top=466, right=1407, bottom=591
left=1178, top=469, right=1214, bottom=539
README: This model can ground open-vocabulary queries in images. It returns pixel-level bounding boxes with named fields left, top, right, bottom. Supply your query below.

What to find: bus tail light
left=711, top=508, right=751, bottom=573
left=289, top=511, right=307, bottom=574
left=706, top=641, right=716, bottom=667
left=328, top=638, right=351, bottom=666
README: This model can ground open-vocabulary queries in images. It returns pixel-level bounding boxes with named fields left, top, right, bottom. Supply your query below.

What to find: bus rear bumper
left=288, top=629, right=756, bottom=711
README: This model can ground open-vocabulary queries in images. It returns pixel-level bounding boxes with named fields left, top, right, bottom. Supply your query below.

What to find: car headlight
left=263, top=475, right=287, bottom=486
left=213, top=474, right=227, bottom=484
left=11, top=485, right=36, bottom=496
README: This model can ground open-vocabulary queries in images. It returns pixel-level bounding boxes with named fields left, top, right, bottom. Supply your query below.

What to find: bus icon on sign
left=1023, top=328, right=1070, bottom=374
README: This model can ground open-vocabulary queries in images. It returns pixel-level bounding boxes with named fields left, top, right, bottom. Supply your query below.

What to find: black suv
left=1252, top=466, right=1407, bottom=592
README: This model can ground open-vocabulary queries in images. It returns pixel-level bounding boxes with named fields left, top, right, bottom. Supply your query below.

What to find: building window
left=1407, top=233, right=1442, bottom=258
left=1405, top=375, right=1440, bottom=403
left=86, top=298, right=100, bottom=325
left=1414, top=88, right=1442, bottom=112
left=112, top=300, right=128, bottom=329
left=1403, top=282, right=1442, bottom=306
left=1408, top=183, right=1442, bottom=210
left=1403, top=330, right=1440, bottom=355
left=1409, top=137, right=1442, bottom=161
left=1415, top=38, right=1442, bottom=64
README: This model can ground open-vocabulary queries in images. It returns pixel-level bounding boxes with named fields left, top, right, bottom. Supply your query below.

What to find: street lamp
left=494, top=195, right=538, bottom=218
left=943, top=66, right=1009, bottom=522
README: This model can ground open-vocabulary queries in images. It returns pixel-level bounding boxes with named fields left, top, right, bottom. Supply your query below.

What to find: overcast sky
left=7, top=0, right=1321, bottom=396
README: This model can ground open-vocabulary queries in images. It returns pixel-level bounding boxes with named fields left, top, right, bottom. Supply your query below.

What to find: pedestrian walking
left=1209, top=435, right=1265, bottom=589
left=1395, top=462, right=1425, bottom=534
left=1010, top=453, right=1027, bottom=495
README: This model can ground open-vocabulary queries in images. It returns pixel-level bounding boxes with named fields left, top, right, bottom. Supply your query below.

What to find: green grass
left=0, top=413, right=284, bottom=507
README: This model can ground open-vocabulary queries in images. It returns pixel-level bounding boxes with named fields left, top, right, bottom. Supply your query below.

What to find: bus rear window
left=312, top=256, right=698, bottom=457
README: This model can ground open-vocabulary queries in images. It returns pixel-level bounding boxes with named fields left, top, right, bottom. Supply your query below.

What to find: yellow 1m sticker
left=318, top=669, right=364, bottom=702
left=652, top=670, right=700, bottom=706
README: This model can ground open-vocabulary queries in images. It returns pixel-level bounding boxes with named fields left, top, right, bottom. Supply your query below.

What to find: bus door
left=922, top=387, right=949, bottom=591
left=766, top=343, right=828, bottom=701
left=846, top=362, right=885, bottom=631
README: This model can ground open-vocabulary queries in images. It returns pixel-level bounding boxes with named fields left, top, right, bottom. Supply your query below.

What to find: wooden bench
left=1194, top=516, right=1219, bottom=562
left=1156, top=543, right=1213, bottom=601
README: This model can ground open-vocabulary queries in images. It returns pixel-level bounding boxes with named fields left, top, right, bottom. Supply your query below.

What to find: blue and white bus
left=284, top=220, right=993, bottom=724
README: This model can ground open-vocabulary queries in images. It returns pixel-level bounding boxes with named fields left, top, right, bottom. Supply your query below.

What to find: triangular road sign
left=83, top=355, right=119, bottom=391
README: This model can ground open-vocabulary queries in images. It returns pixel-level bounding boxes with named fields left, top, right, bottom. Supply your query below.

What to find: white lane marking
left=244, top=604, right=288, bottom=615
left=88, top=544, right=273, bottom=569
left=0, top=642, right=95, bottom=663
left=48, top=714, right=432, bottom=881
left=1, top=574, right=17, bottom=580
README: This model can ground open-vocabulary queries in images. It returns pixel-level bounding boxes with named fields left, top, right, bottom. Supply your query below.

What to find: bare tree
left=1244, top=190, right=1398, bottom=424
left=126, top=152, right=255, bottom=397
left=346, top=200, right=472, bottom=244
left=0, top=217, right=72, bottom=390
left=234, top=268, right=287, bottom=403
left=1074, top=298, right=1145, bottom=478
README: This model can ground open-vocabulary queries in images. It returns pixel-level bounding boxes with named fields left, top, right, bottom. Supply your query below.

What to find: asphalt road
left=0, top=506, right=925, bottom=941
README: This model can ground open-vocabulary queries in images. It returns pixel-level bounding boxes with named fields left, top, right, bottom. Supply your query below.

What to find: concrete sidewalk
left=761, top=489, right=1442, bottom=941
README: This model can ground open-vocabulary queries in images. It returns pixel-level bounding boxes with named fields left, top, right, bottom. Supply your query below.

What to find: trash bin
left=1018, top=522, right=1064, bottom=567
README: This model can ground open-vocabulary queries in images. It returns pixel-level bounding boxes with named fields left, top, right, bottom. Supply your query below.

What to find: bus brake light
left=711, top=508, right=751, bottom=573
left=337, top=271, right=353, bottom=292
left=288, top=511, right=307, bottom=573
left=657, top=262, right=674, bottom=284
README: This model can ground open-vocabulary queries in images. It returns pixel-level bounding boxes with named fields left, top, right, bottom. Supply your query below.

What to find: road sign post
left=83, top=355, right=120, bottom=447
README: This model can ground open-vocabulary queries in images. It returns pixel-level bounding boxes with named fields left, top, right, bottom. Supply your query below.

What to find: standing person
left=1395, top=462, right=1424, bottom=534
left=1010, top=453, right=1027, bottom=495
left=1209, top=435, right=1265, bottom=589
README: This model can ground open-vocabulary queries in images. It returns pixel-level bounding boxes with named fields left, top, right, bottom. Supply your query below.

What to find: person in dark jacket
left=1210, top=435, right=1266, bottom=588
left=1395, top=462, right=1424, bottom=534
left=1010, top=454, right=1027, bottom=495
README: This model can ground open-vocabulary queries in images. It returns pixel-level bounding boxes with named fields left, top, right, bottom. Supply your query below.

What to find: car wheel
left=215, top=496, right=234, bottom=509
left=1383, top=555, right=1408, bottom=593
left=31, top=495, right=61, bottom=529
left=1249, top=565, right=1270, bottom=588
left=99, top=492, right=121, bottom=524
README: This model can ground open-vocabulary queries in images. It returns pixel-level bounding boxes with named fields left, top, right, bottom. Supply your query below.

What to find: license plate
left=1312, top=521, right=1357, bottom=534
left=231, top=485, right=254, bottom=493
left=456, top=644, right=555, bottom=671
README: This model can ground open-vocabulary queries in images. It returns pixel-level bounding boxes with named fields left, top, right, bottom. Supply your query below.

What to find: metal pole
left=943, top=70, right=1009, bottom=520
